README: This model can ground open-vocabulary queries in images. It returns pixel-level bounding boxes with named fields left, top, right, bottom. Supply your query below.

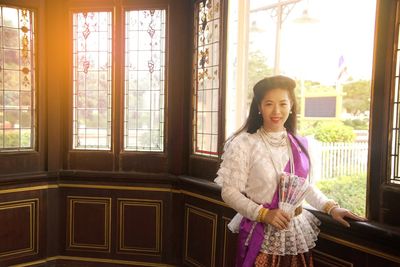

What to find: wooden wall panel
left=0, top=180, right=399, bottom=267
left=66, top=196, right=111, bottom=252
left=57, top=184, right=176, bottom=265
left=221, top=217, right=237, bottom=267
left=313, top=250, right=354, bottom=267
left=117, top=198, right=162, bottom=255
left=0, top=199, right=39, bottom=259
left=184, top=204, right=217, bottom=267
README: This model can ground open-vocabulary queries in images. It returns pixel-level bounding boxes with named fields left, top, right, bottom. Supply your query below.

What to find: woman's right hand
left=262, top=209, right=290, bottom=230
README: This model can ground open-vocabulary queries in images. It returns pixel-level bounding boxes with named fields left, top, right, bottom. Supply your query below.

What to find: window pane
left=0, top=6, right=36, bottom=151
left=226, top=0, right=376, bottom=216
left=124, top=9, right=166, bottom=152
left=390, top=8, right=400, bottom=185
left=193, top=0, right=221, bottom=157
left=72, top=12, right=112, bottom=150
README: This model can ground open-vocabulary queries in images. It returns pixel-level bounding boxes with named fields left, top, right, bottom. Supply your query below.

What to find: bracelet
left=323, top=200, right=340, bottom=215
left=257, top=207, right=269, bottom=222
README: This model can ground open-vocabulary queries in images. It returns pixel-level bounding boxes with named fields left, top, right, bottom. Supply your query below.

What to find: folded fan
left=279, top=172, right=310, bottom=217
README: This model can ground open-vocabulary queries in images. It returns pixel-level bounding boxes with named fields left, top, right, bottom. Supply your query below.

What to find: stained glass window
left=193, top=0, right=220, bottom=156
left=0, top=6, right=36, bottom=151
left=72, top=12, right=112, bottom=150
left=124, top=10, right=166, bottom=152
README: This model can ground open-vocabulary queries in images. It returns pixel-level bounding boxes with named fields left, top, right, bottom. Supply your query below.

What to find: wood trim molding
left=319, top=233, right=400, bottom=264
left=184, top=204, right=217, bottom=267
left=67, top=196, right=112, bottom=252
left=0, top=199, right=39, bottom=259
left=9, top=255, right=176, bottom=267
left=313, top=249, right=354, bottom=267
left=117, top=198, right=163, bottom=255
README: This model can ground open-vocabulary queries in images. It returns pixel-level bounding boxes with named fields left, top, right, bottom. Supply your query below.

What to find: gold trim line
left=9, top=255, right=176, bottom=267
left=319, top=233, right=400, bottom=263
left=59, top=183, right=176, bottom=192
left=0, top=185, right=58, bottom=195
left=181, top=190, right=227, bottom=207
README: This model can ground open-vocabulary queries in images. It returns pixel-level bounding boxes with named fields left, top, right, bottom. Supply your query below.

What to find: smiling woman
left=216, top=75, right=366, bottom=267
left=225, top=0, right=377, bottom=217
left=259, top=88, right=291, bottom=132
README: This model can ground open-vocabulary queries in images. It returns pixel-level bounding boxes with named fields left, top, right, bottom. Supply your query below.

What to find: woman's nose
left=272, top=105, right=280, bottom=114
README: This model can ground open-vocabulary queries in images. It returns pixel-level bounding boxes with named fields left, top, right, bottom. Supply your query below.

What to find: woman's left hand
left=330, top=207, right=367, bottom=227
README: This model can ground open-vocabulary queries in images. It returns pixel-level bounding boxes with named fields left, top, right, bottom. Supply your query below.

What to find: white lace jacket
left=215, top=130, right=330, bottom=221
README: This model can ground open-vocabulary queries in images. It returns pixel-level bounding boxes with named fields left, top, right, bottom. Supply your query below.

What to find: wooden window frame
left=189, top=0, right=227, bottom=180
left=62, top=0, right=191, bottom=175
left=0, top=1, right=46, bottom=176
left=368, top=0, right=400, bottom=225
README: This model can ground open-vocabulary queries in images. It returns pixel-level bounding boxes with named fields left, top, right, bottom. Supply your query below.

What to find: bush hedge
left=301, top=121, right=356, bottom=143
left=316, top=174, right=366, bottom=216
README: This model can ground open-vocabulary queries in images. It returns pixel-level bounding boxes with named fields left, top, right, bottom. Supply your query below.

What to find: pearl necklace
left=260, top=127, right=287, bottom=147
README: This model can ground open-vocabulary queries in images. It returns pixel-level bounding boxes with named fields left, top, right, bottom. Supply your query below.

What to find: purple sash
left=235, top=133, right=309, bottom=267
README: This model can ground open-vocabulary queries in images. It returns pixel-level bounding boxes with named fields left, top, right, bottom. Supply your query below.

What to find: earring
left=289, top=110, right=293, bottom=114
left=258, top=111, right=261, bottom=115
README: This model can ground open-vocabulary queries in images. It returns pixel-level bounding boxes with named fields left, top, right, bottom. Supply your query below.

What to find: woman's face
left=259, top=88, right=292, bottom=132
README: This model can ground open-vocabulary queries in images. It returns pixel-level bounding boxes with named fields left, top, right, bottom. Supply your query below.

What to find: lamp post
left=250, top=0, right=302, bottom=74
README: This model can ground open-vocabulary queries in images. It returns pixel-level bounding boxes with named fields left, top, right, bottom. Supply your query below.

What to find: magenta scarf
left=235, top=133, right=309, bottom=267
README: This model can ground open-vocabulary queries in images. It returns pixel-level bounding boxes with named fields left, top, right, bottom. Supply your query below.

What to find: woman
left=215, top=75, right=365, bottom=267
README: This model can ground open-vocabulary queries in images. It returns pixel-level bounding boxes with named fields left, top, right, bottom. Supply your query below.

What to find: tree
left=247, top=50, right=273, bottom=105
left=342, top=80, right=371, bottom=116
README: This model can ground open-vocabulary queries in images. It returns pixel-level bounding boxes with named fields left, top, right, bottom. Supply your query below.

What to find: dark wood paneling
left=313, top=249, right=354, bottom=267
left=117, top=198, right=162, bottom=255
left=381, top=187, right=400, bottom=226
left=180, top=177, right=400, bottom=267
left=68, top=152, right=114, bottom=172
left=221, top=217, right=237, bottom=267
left=46, top=187, right=60, bottom=257
left=119, top=153, right=167, bottom=173
left=189, top=155, right=219, bottom=182
left=184, top=204, right=217, bottom=267
left=166, top=0, right=192, bottom=176
left=0, top=199, right=38, bottom=259
left=366, top=254, right=400, bottom=267
left=58, top=183, right=177, bottom=265
left=0, top=177, right=399, bottom=267
left=67, top=196, right=111, bottom=252
left=0, top=154, right=41, bottom=175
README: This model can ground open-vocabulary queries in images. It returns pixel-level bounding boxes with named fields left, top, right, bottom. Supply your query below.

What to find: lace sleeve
left=305, top=184, right=330, bottom=211
left=215, top=133, right=250, bottom=191
left=215, top=133, right=262, bottom=221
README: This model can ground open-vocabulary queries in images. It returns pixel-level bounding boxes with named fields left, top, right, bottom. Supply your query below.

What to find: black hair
left=224, top=75, right=310, bottom=164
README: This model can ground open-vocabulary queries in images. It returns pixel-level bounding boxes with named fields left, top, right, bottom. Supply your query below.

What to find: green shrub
left=307, top=121, right=356, bottom=142
left=316, top=174, right=366, bottom=216
left=343, top=118, right=369, bottom=130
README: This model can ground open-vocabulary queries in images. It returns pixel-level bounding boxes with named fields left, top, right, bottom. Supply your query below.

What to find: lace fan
left=278, top=172, right=310, bottom=217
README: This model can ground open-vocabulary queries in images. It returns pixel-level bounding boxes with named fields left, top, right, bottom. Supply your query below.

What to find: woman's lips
left=270, top=117, right=281, bottom=123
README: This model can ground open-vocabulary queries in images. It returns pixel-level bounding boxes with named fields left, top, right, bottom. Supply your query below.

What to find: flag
left=337, top=55, right=349, bottom=82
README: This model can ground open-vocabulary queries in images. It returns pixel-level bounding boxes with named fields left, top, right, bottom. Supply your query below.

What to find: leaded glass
left=72, top=12, right=112, bottom=150
left=390, top=12, right=400, bottom=184
left=0, top=6, right=36, bottom=151
left=193, top=0, right=220, bottom=156
left=124, top=10, right=166, bottom=151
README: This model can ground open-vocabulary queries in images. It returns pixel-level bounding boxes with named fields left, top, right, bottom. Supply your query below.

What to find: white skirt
left=260, top=209, right=320, bottom=255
